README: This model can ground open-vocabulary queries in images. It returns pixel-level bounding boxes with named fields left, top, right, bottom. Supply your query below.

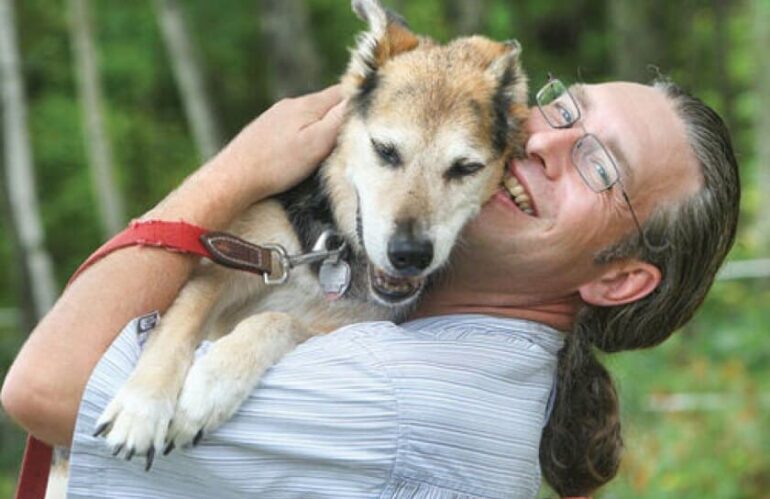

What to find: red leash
left=15, top=220, right=211, bottom=499
left=69, top=220, right=211, bottom=284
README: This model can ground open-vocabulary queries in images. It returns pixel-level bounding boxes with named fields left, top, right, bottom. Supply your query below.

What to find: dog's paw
left=166, top=352, right=258, bottom=449
left=94, top=385, right=175, bottom=470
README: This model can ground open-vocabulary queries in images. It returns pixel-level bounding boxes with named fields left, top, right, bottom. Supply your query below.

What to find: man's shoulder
left=273, top=320, right=406, bottom=373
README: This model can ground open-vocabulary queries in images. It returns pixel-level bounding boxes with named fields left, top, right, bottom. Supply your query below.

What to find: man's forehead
left=570, top=81, right=702, bottom=201
left=568, top=82, right=635, bottom=183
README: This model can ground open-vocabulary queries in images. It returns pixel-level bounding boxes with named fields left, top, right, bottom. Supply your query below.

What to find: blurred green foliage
left=1, top=0, right=768, bottom=497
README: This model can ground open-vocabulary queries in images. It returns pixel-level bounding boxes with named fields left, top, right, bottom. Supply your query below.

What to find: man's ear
left=578, top=260, right=662, bottom=306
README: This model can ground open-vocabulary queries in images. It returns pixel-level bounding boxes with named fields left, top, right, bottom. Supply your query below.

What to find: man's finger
left=302, top=84, right=344, bottom=118
left=318, top=98, right=348, bottom=130
left=301, top=98, right=348, bottom=161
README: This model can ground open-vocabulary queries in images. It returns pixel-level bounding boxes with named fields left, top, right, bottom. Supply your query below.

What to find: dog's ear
left=484, top=39, right=529, bottom=156
left=343, top=0, right=420, bottom=95
left=486, top=40, right=528, bottom=110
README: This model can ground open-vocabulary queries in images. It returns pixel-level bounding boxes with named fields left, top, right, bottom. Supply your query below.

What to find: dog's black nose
left=387, top=222, right=433, bottom=274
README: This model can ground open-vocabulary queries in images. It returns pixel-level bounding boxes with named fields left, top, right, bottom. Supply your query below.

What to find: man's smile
left=499, top=161, right=538, bottom=217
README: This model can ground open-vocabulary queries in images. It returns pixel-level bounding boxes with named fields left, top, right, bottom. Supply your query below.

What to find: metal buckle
left=261, top=230, right=348, bottom=286
left=262, top=244, right=291, bottom=285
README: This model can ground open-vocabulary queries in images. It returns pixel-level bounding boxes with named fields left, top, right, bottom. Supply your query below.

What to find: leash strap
left=68, top=220, right=211, bottom=284
left=15, top=436, right=51, bottom=499
left=16, top=219, right=214, bottom=499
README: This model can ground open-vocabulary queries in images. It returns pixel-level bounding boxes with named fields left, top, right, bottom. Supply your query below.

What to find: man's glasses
left=535, top=76, right=668, bottom=253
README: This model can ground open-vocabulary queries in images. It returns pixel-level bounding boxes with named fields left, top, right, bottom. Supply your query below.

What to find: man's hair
left=538, top=79, right=741, bottom=497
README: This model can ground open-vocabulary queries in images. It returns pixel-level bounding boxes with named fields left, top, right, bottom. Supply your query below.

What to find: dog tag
left=319, top=259, right=351, bottom=300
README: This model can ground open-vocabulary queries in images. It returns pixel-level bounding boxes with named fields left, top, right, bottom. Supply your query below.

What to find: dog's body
left=95, top=0, right=528, bottom=465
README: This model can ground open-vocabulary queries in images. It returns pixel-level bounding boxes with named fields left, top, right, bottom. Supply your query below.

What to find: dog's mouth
left=368, top=265, right=425, bottom=305
left=356, top=197, right=425, bottom=306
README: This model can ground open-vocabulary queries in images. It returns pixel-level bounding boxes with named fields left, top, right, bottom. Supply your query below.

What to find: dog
left=93, top=0, right=529, bottom=468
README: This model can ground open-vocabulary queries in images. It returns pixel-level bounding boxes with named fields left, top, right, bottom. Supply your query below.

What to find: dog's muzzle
left=366, top=220, right=431, bottom=306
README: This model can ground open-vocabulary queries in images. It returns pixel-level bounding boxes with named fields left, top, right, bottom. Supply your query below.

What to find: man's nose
left=525, top=126, right=581, bottom=180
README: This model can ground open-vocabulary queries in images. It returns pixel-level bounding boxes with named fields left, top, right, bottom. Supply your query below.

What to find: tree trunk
left=69, top=0, right=126, bottom=237
left=713, top=0, right=735, bottom=130
left=0, top=174, right=36, bottom=334
left=445, top=0, right=487, bottom=35
left=754, top=0, right=770, bottom=251
left=258, top=0, right=322, bottom=100
left=153, top=0, right=224, bottom=161
left=608, top=0, right=658, bottom=81
left=0, top=0, right=58, bottom=320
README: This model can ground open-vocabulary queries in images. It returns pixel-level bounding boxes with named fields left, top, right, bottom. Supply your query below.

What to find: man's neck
left=412, top=287, right=581, bottom=333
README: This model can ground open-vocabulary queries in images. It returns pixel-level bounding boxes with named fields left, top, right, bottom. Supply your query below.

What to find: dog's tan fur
left=95, top=0, right=528, bottom=461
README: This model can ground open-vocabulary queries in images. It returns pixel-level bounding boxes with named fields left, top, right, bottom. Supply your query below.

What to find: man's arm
left=1, top=85, right=346, bottom=446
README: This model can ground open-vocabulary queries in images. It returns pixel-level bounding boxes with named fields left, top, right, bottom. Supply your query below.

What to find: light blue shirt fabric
left=68, top=314, right=564, bottom=499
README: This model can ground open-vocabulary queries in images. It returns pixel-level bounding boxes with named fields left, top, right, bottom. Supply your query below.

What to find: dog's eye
left=445, top=160, right=485, bottom=180
left=371, top=139, right=402, bottom=167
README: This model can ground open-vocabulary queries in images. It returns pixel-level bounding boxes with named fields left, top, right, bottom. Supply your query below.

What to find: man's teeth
left=504, top=176, right=534, bottom=215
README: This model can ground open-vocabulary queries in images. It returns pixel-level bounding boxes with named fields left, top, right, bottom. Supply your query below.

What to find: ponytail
left=539, top=325, right=623, bottom=497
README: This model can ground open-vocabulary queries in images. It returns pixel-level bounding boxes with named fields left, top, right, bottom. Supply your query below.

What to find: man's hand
left=210, top=84, right=348, bottom=203
left=144, top=84, right=347, bottom=229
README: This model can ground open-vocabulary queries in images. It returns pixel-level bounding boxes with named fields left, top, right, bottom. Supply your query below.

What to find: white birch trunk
left=69, top=0, right=126, bottom=236
left=153, top=0, right=223, bottom=162
left=258, top=0, right=322, bottom=100
left=0, top=0, right=58, bottom=319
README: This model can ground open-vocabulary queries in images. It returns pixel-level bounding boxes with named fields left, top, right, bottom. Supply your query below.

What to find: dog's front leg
left=94, top=271, right=226, bottom=465
left=166, top=311, right=315, bottom=448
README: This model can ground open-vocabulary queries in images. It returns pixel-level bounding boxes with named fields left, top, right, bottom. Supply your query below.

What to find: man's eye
left=554, top=103, right=574, bottom=125
left=371, top=139, right=401, bottom=167
left=592, top=160, right=612, bottom=188
left=444, top=160, right=485, bottom=180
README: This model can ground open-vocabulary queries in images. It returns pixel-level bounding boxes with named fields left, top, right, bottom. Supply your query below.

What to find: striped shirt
left=68, top=314, right=564, bottom=498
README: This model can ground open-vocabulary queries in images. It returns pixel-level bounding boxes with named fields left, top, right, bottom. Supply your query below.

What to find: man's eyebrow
left=570, top=83, right=635, bottom=185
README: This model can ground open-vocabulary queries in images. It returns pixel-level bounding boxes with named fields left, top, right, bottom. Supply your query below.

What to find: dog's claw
left=111, top=444, right=124, bottom=457
left=125, top=448, right=135, bottom=461
left=93, top=421, right=111, bottom=438
left=163, top=441, right=175, bottom=456
left=145, top=447, right=155, bottom=471
left=193, top=430, right=204, bottom=446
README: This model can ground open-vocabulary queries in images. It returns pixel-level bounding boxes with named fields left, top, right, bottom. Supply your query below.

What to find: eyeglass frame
left=534, top=75, right=669, bottom=253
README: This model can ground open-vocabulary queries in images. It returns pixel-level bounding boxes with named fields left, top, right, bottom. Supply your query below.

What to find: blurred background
left=0, top=0, right=768, bottom=497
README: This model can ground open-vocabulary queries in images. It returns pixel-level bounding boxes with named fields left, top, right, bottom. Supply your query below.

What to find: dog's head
left=325, top=0, right=529, bottom=307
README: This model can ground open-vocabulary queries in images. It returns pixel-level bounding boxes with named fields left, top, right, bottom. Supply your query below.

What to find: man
left=1, top=75, right=740, bottom=498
